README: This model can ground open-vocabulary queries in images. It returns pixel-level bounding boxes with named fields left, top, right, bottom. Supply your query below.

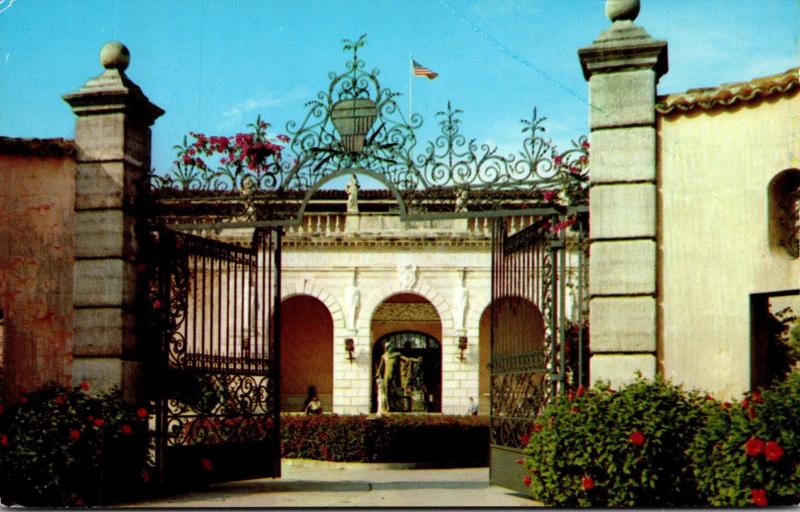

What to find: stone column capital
left=578, top=21, right=668, bottom=81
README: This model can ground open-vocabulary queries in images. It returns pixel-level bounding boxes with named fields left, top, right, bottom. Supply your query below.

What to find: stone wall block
left=590, top=240, right=655, bottom=296
left=590, top=183, right=656, bottom=239
left=74, top=114, right=126, bottom=161
left=74, top=259, right=136, bottom=307
left=589, top=297, right=656, bottom=352
left=75, top=210, right=137, bottom=259
left=589, top=70, right=656, bottom=129
left=73, top=308, right=136, bottom=357
left=590, top=127, right=656, bottom=182
left=590, top=354, right=656, bottom=387
left=75, top=162, right=145, bottom=210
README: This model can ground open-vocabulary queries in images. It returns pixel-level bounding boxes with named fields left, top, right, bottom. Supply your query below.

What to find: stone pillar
left=63, top=42, right=164, bottom=400
left=578, top=0, right=667, bottom=387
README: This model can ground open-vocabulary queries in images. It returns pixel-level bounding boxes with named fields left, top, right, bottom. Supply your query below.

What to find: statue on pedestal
left=346, top=174, right=360, bottom=213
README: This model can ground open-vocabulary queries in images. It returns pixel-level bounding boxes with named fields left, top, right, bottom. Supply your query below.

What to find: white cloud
left=220, top=86, right=309, bottom=124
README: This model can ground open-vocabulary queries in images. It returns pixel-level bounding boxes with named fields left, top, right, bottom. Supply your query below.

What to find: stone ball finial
left=99, top=41, right=130, bottom=72
left=605, top=0, right=640, bottom=22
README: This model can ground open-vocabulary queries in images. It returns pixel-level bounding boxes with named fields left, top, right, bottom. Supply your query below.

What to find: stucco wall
left=0, top=152, right=76, bottom=401
left=658, top=91, right=800, bottom=398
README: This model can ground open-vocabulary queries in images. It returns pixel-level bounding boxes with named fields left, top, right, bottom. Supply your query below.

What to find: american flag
left=412, top=60, right=438, bottom=80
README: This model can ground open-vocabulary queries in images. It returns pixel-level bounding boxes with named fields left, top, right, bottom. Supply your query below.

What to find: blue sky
left=1, top=1, right=798, bottom=177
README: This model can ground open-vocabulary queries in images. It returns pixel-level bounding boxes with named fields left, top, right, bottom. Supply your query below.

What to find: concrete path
left=126, top=459, right=539, bottom=508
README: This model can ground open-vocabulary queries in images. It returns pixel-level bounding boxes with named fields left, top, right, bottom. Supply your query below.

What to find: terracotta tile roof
left=0, top=137, right=75, bottom=157
left=656, top=66, right=799, bottom=115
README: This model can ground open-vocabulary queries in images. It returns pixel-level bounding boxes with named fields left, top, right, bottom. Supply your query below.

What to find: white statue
left=345, top=270, right=360, bottom=329
left=455, top=187, right=468, bottom=213
left=453, top=269, right=468, bottom=329
left=346, top=174, right=360, bottom=213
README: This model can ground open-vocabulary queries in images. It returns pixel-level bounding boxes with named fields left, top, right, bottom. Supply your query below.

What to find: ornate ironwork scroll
left=148, top=35, right=589, bottom=230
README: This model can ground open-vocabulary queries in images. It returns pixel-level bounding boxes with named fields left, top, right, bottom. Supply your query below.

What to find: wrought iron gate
left=146, top=227, right=282, bottom=485
left=489, top=211, right=588, bottom=493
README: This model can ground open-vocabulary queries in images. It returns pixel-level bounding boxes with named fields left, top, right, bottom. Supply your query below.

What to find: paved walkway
left=126, top=459, right=539, bottom=508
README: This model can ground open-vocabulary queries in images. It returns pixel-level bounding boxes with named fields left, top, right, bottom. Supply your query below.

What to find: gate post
left=63, top=42, right=164, bottom=401
left=578, top=1, right=667, bottom=386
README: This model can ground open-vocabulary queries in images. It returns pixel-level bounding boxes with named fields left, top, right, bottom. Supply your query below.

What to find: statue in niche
left=376, top=344, right=423, bottom=413
left=345, top=270, right=360, bottom=329
left=453, top=269, right=468, bottom=329
left=345, top=174, right=360, bottom=213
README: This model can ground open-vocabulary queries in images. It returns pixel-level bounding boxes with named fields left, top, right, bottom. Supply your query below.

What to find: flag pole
left=409, top=54, right=413, bottom=119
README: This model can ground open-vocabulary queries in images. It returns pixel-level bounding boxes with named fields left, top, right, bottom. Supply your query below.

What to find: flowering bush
left=0, top=383, right=150, bottom=507
left=281, top=414, right=488, bottom=465
left=522, top=377, right=705, bottom=507
left=689, top=372, right=800, bottom=507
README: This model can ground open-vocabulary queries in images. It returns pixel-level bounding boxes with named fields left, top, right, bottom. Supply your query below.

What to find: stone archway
left=280, top=295, right=334, bottom=411
left=369, top=293, right=443, bottom=413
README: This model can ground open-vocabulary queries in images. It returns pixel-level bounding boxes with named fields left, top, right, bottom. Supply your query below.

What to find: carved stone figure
left=397, top=263, right=417, bottom=290
left=453, top=271, right=469, bottom=329
left=345, top=174, right=360, bottom=213
left=455, top=187, right=468, bottom=213
left=345, top=270, right=360, bottom=329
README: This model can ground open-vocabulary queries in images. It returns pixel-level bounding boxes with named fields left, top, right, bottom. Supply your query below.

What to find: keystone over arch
left=357, top=278, right=454, bottom=332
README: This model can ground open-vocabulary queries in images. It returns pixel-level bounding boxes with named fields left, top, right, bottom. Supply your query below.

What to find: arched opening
left=768, top=169, right=800, bottom=258
left=279, top=295, right=334, bottom=411
left=491, top=296, right=546, bottom=356
left=370, top=293, right=442, bottom=413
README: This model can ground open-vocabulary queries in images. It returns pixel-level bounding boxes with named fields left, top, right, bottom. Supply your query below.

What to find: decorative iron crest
left=149, top=35, right=589, bottom=228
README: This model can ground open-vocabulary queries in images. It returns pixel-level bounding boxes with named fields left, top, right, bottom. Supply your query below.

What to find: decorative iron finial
left=605, top=0, right=640, bottom=22
left=99, top=41, right=130, bottom=71
left=342, top=34, right=367, bottom=60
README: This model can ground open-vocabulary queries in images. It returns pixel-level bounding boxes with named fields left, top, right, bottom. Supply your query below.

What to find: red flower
left=752, top=390, right=763, bottom=403
left=749, top=407, right=757, bottom=420
left=515, top=459, right=523, bottom=465
left=721, top=401, right=732, bottom=409
left=567, top=389, right=575, bottom=401
left=741, top=398, right=749, bottom=408
left=93, top=418, right=105, bottom=428
left=532, top=423, right=543, bottom=433
left=705, top=394, right=715, bottom=401
left=200, top=458, right=213, bottom=473
left=87, top=415, right=94, bottom=422
left=571, top=406, right=580, bottom=413
left=276, top=134, right=290, bottom=143
left=553, top=155, right=563, bottom=166
left=750, top=488, right=768, bottom=507
left=523, top=475, right=532, bottom=487
left=80, top=381, right=90, bottom=392
left=581, top=140, right=590, bottom=149
left=764, top=441, right=784, bottom=462
left=581, top=476, right=595, bottom=491
left=152, top=299, right=163, bottom=310
left=576, top=385, right=586, bottom=397
left=629, top=431, right=645, bottom=446
left=542, top=190, right=557, bottom=202
left=54, top=395, right=65, bottom=405
left=0, top=434, right=8, bottom=446
left=520, top=433, right=530, bottom=446
left=745, top=436, right=765, bottom=457
left=137, top=407, right=149, bottom=419
left=70, top=430, right=81, bottom=441
left=121, top=424, right=133, bottom=435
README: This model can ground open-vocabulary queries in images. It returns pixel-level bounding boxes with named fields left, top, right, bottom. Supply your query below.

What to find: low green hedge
left=281, top=414, right=489, bottom=465
left=522, top=374, right=800, bottom=507
left=0, top=382, right=151, bottom=507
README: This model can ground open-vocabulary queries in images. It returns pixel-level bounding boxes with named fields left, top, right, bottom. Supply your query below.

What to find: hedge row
left=522, top=373, right=800, bottom=507
left=281, top=414, right=489, bottom=465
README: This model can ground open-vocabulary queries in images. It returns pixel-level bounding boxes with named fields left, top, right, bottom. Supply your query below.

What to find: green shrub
left=689, top=372, right=800, bottom=507
left=0, top=382, right=151, bottom=507
left=281, top=414, right=488, bottom=465
left=523, top=377, right=705, bottom=507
